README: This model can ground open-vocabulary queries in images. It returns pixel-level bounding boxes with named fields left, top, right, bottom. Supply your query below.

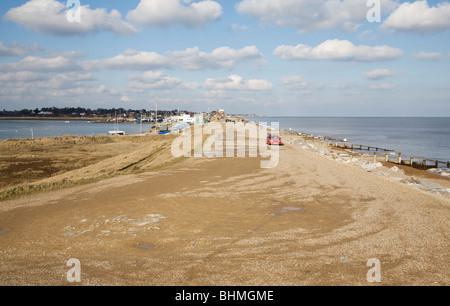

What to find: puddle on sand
left=281, top=207, right=302, bottom=214
left=138, top=244, right=154, bottom=249
left=156, top=173, right=172, bottom=177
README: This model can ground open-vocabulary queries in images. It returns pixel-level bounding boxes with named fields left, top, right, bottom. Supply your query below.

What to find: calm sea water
left=244, top=117, right=450, bottom=162
left=0, top=120, right=152, bottom=140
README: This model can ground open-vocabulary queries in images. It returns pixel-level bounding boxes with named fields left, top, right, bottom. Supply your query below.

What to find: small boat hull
left=109, top=131, right=126, bottom=135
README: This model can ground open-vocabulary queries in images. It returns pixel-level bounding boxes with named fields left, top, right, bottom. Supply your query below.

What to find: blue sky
left=0, top=0, right=449, bottom=116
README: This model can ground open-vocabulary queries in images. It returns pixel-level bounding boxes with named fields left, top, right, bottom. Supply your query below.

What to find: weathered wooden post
left=435, top=161, right=439, bottom=168
left=385, top=153, right=389, bottom=162
left=373, top=153, right=377, bottom=162
left=398, top=153, right=402, bottom=165
left=410, top=157, right=414, bottom=167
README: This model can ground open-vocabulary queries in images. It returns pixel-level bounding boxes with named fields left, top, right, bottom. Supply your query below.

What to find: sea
left=243, top=117, right=450, bottom=162
left=0, top=120, right=152, bottom=140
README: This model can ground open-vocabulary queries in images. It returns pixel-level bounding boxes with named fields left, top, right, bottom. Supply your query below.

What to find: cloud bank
left=381, top=0, right=450, bottom=33
left=274, top=39, right=403, bottom=62
left=84, top=46, right=262, bottom=71
left=127, top=0, right=222, bottom=28
left=4, top=0, right=137, bottom=36
left=236, top=0, right=397, bottom=33
left=204, top=75, right=273, bottom=91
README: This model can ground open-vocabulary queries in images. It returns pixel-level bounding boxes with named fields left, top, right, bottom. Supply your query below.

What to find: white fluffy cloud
left=120, top=96, right=132, bottom=102
left=48, top=85, right=119, bottom=97
left=0, top=71, right=46, bottom=83
left=0, top=69, right=112, bottom=101
left=282, top=75, right=325, bottom=95
left=128, top=71, right=202, bottom=92
left=168, top=46, right=262, bottom=70
left=129, top=71, right=182, bottom=90
left=381, top=1, right=450, bottom=33
left=230, top=23, right=249, bottom=30
left=0, top=45, right=263, bottom=91
left=46, top=72, right=96, bottom=89
left=0, top=42, right=41, bottom=56
left=412, top=51, right=444, bottom=59
left=282, top=75, right=308, bottom=90
left=84, top=46, right=262, bottom=71
left=127, top=0, right=222, bottom=28
left=3, top=0, right=137, bottom=36
left=363, top=69, right=403, bottom=80
left=0, top=55, right=83, bottom=72
left=204, top=75, right=273, bottom=91
left=236, top=0, right=397, bottom=33
left=273, top=39, right=403, bottom=62
left=0, top=71, right=95, bottom=89
left=84, top=49, right=170, bottom=71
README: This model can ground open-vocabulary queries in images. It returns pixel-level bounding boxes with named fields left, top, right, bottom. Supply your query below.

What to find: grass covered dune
left=0, top=134, right=181, bottom=202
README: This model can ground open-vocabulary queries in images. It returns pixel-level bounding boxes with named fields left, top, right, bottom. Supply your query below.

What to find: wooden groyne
left=383, top=152, right=450, bottom=169
left=296, top=132, right=450, bottom=169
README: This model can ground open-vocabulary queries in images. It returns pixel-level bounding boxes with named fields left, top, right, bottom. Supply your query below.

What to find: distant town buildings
left=0, top=107, right=237, bottom=123
left=171, top=114, right=195, bottom=124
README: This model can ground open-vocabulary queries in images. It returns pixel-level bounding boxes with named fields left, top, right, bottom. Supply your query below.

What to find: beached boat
left=109, top=130, right=126, bottom=135
left=109, top=112, right=126, bottom=136
left=109, top=122, right=126, bottom=135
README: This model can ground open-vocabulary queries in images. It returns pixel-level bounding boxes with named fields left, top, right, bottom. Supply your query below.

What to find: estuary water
left=0, top=120, right=152, bottom=140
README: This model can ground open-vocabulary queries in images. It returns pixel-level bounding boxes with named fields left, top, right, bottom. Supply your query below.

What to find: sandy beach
left=0, top=122, right=448, bottom=286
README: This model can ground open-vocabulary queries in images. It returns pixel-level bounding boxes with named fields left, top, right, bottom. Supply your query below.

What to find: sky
left=0, top=0, right=449, bottom=116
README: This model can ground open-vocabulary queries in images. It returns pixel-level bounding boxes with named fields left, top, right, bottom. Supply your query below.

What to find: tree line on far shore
left=0, top=107, right=192, bottom=119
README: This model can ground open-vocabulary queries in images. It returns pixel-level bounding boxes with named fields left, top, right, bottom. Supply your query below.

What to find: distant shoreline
left=0, top=117, right=154, bottom=123
left=0, top=117, right=102, bottom=121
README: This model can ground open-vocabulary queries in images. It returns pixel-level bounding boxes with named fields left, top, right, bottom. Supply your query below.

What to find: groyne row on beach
left=291, top=132, right=450, bottom=170
left=278, top=132, right=450, bottom=198
left=240, top=118, right=450, bottom=172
